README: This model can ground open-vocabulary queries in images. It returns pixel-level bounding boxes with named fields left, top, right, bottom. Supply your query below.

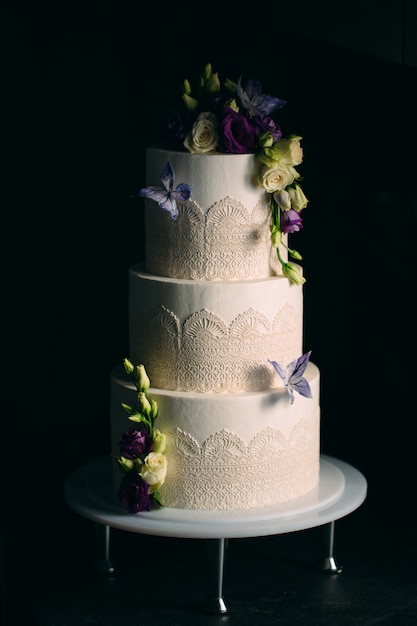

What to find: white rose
left=258, top=163, right=295, bottom=193
left=272, top=136, right=303, bottom=166
left=140, top=452, right=168, bottom=491
left=184, top=111, right=219, bottom=154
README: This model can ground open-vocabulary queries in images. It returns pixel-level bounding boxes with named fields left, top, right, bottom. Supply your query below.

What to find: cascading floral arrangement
left=158, top=62, right=309, bottom=285
left=115, top=359, right=167, bottom=513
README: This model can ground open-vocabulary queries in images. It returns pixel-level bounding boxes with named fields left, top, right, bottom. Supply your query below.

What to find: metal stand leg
left=316, top=521, right=343, bottom=574
left=93, top=523, right=117, bottom=575
left=203, top=538, right=228, bottom=614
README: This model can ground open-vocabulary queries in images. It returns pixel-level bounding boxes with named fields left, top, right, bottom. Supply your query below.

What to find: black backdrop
left=2, top=1, right=416, bottom=558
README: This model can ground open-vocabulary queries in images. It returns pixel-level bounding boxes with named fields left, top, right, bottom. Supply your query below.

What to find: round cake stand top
left=65, top=455, right=367, bottom=539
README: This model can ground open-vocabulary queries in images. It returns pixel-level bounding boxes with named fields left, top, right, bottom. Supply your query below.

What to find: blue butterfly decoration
left=269, top=351, right=313, bottom=405
left=134, top=161, right=192, bottom=220
left=237, top=77, right=287, bottom=118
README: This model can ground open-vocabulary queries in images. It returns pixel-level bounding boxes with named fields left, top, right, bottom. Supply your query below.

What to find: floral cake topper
left=116, top=359, right=167, bottom=513
left=135, top=63, right=309, bottom=285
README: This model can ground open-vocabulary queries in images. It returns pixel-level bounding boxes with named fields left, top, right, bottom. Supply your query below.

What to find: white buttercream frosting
left=111, top=147, right=320, bottom=511
left=129, top=263, right=303, bottom=392
left=145, top=146, right=287, bottom=279
left=111, top=363, right=320, bottom=510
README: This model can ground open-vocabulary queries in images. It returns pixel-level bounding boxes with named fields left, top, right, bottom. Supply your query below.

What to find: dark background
left=2, top=1, right=417, bottom=623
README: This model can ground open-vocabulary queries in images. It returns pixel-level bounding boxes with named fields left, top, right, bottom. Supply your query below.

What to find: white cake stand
left=65, top=454, right=367, bottom=615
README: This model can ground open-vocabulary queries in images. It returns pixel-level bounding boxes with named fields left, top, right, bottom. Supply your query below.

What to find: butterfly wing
left=238, top=77, right=286, bottom=117
left=158, top=195, right=179, bottom=219
left=287, top=351, right=312, bottom=400
left=268, top=358, right=294, bottom=403
left=172, top=182, right=192, bottom=202
left=269, top=351, right=312, bottom=405
left=160, top=161, right=175, bottom=192
left=268, top=358, right=287, bottom=383
left=136, top=186, right=178, bottom=218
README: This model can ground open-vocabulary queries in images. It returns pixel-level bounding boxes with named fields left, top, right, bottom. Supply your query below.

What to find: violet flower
left=119, top=426, right=152, bottom=460
left=280, top=208, right=304, bottom=234
left=252, top=115, right=283, bottom=142
left=118, top=471, right=152, bottom=513
left=221, top=108, right=257, bottom=153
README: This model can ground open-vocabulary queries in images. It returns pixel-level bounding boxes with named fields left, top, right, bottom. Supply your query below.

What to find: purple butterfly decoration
left=237, top=77, right=287, bottom=118
left=135, top=161, right=192, bottom=219
left=269, top=351, right=313, bottom=405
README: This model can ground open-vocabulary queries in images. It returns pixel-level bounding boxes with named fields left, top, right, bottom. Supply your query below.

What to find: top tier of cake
left=144, top=146, right=286, bottom=280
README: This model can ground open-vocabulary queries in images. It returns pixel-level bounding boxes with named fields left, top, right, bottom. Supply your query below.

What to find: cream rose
left=140, top=452, right=168, bottom=492
left=258, top=163, right=295, bottom=193
left=183, top=111, right=219, bottom=153
left=272, top=136, right=304, bottom=166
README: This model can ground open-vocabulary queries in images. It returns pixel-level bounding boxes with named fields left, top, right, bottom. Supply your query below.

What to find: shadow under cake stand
left=65, top=454, right=367, bottom=614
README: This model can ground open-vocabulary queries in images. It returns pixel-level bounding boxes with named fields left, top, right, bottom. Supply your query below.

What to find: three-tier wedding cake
left=110, top=64, right=320, bottom=512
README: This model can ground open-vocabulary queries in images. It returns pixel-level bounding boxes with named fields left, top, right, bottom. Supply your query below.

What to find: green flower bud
left=150, top=399, right=158, bottom=419
left=201, top=63, right=212, bottom=83
left=288, top=184, right=309, bottom=211
left=182, top=93, right=199, bottom=112
left=128, top=413, right=143, bottom=423
left=205, top=72, right=220, bottom=94
left=224, top=77, right=237, bottom=94
left=152, top=429, right=167, bottom=454
left=270, top=227, right=282, bottom=248
left=200, top=63, right=220, bottom=94
left=123, top=358, right=134, bottom=375
left=282, top=263, right=306, bottom=285
left=274, top=189, right=291, bottom=210
left=225, top=97, right=239, bottom=113
left=183, top=78, right=191, bottom=96
left=136, top=364, right=151, bottom=392
left=138, top=391, right=152, bottom=415
left=258, top=132, right=274, bottom=149
left=117, top=455, right=134, bottom=473
left=288, top=248, right=303, bottom=261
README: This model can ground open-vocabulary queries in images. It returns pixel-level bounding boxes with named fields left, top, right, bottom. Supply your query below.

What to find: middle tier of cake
left=129, top=262, right=303, bottom=392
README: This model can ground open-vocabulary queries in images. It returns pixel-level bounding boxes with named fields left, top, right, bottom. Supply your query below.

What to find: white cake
left=110, top=65, right=319, bottom=512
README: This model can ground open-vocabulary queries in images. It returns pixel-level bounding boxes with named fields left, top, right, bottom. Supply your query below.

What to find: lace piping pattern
left=130, top=304, right=302, bottom=392
left=159, top=420, right=320, bottom=510
left=145, top=196, right=284, bottom=279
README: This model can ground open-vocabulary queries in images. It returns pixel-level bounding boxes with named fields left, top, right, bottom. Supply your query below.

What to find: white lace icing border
left=145, top=197, right=285, bottom=279
left=130, top=304, right=302, bottom=392
left=159, top=421, right=320, bottom=510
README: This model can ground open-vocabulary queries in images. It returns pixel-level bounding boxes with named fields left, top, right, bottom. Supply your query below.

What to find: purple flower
left=118, top=471, right=152, bottom=513
left=221, top=108, right=257, bottom=153
left=237, top=77, right=286, bottom=118
left=280, top=209, right=304, bottom=234
left=253, top=115, right=283, bottom=142
left=119, top=426, right=152, bottom=460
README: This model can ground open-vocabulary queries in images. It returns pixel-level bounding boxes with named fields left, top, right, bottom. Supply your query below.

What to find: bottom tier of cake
left=110, top=363, right=320, bottom=511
